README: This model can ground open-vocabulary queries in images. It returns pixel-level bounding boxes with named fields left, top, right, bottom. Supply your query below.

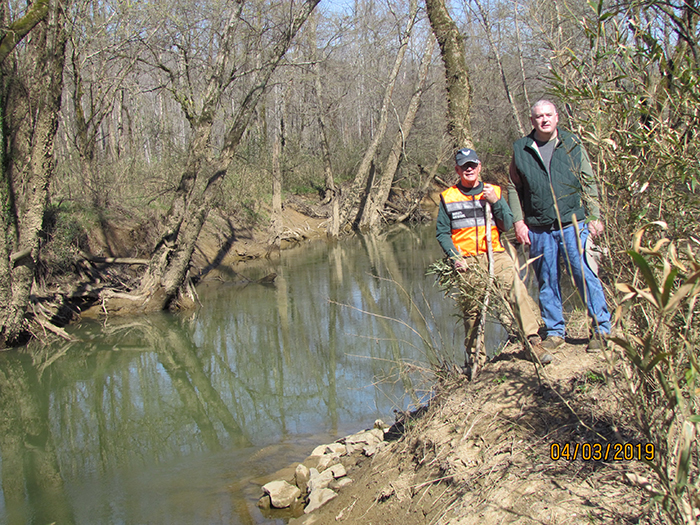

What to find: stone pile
left=257, top=420, right=389, bottom=520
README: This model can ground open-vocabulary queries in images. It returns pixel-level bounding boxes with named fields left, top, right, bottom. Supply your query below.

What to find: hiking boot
left=586, top=334, right=607, bottom=353
left=527, top=336, right=553, bottom=365
left=541, top=335, right=566, bottom=351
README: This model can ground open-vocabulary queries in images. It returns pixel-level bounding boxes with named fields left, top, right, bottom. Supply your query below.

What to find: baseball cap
left=455, top=148, right=480, bottom=166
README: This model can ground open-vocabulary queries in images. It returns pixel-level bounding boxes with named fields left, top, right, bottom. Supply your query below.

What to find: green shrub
left=540, top=3, right=700, bottom=520
left=612, top=226, right=699, bottom=523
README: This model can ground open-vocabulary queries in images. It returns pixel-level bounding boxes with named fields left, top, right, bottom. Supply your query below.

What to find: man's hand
left=482, top=183, right=498, bottom=204
left=514, top=220, right=531, bottom=245
left=588, top=219, right=604, bottom=238
left=454, top=257, right=467, bottom=271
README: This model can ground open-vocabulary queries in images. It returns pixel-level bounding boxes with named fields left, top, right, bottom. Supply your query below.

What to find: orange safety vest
left=440, top=185, right=505, bottom=257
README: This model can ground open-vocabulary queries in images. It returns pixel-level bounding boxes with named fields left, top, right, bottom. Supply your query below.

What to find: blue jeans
left=529, top=224, right=611, bottom=338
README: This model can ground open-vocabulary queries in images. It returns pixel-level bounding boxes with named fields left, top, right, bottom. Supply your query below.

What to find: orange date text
left=550, top=442, right=655, bottom=461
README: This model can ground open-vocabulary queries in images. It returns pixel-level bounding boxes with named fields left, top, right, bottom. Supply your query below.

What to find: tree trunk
left=469, top=0, right=525, bottom=135
left=307, top=11, right=336, bottom=206
left=313, top=49, right=340, bottom=235
left=425, top=0, right=473, bottom=150
left=514, top=0, right=532, bottom=111
left=0, top=0, right=68, bottom=347
left=269, top=84, right=284, bottom=250
left=334, top=0, right=419, bottom=234
left=358, top=35, right=436, bottom=232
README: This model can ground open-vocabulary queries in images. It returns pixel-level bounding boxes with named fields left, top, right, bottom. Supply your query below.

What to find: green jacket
left=508, top=128, right=600, bottom=228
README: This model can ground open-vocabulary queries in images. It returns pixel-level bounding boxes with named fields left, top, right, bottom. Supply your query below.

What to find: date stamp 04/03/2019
left=550, top=442, right=656, bottom=462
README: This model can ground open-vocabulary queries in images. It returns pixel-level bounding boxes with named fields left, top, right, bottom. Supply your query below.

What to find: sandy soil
left=289, top=333, right=659, bottom=525
left=65, top=200, right=332, bottom=319
left=191, top=204, right=330, bottom=275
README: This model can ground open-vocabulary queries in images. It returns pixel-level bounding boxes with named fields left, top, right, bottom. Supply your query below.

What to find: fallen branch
left=79, top=251, right=149, bottom=265
left=10, top=247, right=33, bottom=267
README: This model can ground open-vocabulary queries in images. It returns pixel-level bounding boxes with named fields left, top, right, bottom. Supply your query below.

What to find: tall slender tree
left=465, top=0, right=525, bottom=135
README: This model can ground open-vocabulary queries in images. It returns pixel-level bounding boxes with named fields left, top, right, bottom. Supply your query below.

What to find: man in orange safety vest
left=436, top=148, right=552, bottom=365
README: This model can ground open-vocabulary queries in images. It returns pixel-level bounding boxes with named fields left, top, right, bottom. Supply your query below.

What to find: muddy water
left=0, top=224, right=507, bottom=525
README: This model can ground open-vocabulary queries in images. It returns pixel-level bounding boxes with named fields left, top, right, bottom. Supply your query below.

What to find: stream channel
left=0, top=223, right=510, bottom=524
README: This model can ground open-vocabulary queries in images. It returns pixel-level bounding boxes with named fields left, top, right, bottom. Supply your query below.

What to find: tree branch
left=0, top=0, right=50, bottom=64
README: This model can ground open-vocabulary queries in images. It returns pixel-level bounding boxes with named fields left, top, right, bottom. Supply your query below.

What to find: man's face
left=531, top=104, right=559, bottom=139
left=456, top=162, right=481, bottom=188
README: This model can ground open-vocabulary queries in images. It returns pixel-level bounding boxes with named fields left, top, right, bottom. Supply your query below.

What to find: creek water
left=0, top=224, right=508, bottom=525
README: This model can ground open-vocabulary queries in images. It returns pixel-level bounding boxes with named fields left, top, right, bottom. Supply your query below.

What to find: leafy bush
left=612, top=225, right=699, bottom=523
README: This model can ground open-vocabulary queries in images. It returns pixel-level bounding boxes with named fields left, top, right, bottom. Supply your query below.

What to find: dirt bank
left=191, top=205, right=330, bottom=277
left=287, top=332, right=658, bottom=524
left=72, top=192, right=441, bottom=289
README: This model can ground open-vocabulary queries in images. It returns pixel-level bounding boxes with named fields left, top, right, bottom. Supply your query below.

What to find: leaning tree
left=95, top=0, right=321, bottom=314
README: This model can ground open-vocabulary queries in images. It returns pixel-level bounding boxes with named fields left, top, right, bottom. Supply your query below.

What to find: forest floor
left=72, top=193, right=659, bottom=524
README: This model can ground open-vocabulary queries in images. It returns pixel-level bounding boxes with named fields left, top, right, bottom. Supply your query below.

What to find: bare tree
left=465, top=0, right=525, bottom=135
left=514, top=0, right=532, bottom=110
left=334, top=0, right=419, bottom=234
left=97, top=0, right=320, bottom=313
left=64, top=0, right=146, bottom=211
left=308, top=12, right=336, bottom=204
left=268, top=81, right=288, bottom=250
left=358, top=33, right=436, bottom=231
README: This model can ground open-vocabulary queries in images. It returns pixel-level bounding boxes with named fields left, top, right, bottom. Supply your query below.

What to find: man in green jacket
left=508, top=100, right=611, bottom=353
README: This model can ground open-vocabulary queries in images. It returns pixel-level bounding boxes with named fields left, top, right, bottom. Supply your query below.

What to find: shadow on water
left=0, top=224, right=478, bottom=524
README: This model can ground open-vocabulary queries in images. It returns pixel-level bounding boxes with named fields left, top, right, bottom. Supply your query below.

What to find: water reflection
left=0, top=224, right=466, bottom=524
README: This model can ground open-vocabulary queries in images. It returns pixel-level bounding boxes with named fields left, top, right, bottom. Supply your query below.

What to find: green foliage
left=284, top=153, right=326, bottom=196
left=427, top=256, right=516, bottom=347
left=428, top=257, right=488, bottom=321
left=574, top=370, right=606, bottom=394
left=549, top=1, right=700, bottom=246
left=611, top=225, right=700, bottom=523
left=52, top=152, right=186, bottom=217
left=220, top=159, right=269, bottom=223
left=585, top=370, right=605, bottom=384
